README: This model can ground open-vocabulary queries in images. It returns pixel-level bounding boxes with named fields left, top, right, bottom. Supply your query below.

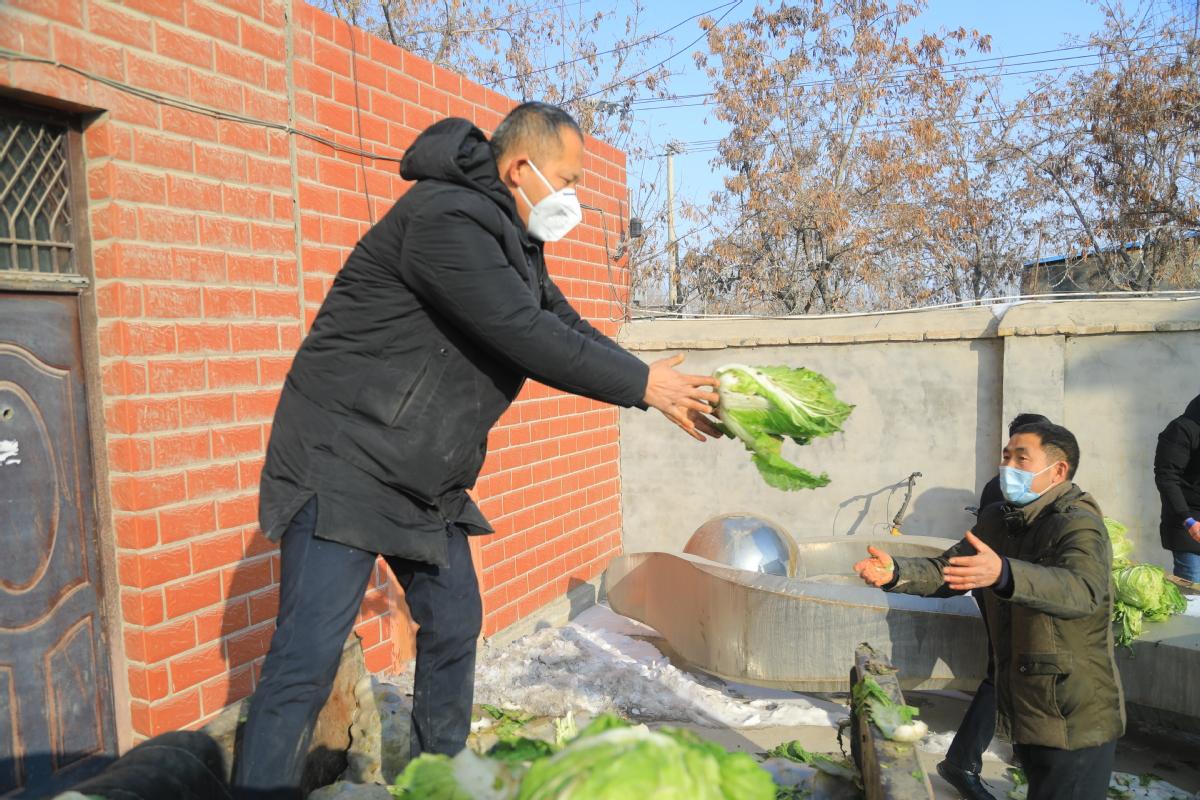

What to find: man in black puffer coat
left=233, top=103, right=721, bottom=798
left=1155, top=393, right=1200, bottom=582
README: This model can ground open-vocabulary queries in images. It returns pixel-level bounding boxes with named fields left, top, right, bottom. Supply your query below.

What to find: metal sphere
left=683, top=513, right=799, bottom=577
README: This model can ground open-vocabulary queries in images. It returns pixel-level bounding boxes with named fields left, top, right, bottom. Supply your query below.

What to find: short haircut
left=491, top=102, right=583, bottom=163
left=1011, top=421, right=1080, bottom=479
left=1008, top=412, right=1050, bottom=437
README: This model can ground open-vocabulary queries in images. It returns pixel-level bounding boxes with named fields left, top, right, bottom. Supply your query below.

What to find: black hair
left=1011, top=421, right=1080, bottom=479
left=490, top=102, right=583, bottom=162
left=1008, top=412, right=1050, bottom=437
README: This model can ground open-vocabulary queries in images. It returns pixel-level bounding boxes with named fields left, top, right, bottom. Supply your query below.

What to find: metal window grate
left=0, top=116, right=75, bottom=275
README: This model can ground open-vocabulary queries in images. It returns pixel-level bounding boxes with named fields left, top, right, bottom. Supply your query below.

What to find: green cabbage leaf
left=1105, top=526, right=1189, bottom=648
left=851, top=675, right=928, bottom=743
left=1105, top=517, right=1134, bottom=568
left=713, top=364, right=853, bottom=491
left=390, top=713, right=775, bottom=800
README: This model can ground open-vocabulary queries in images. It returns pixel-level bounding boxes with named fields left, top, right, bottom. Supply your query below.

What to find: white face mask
left=516, top=160, right=582, bottom=242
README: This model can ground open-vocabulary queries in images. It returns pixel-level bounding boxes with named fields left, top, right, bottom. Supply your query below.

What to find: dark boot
left=937, top=760, right=996, bottom=800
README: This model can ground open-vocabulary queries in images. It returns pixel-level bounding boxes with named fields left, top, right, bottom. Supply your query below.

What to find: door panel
left=0, top=293, right=116, bottom=797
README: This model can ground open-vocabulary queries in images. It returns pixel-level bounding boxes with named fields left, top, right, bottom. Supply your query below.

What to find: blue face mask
left=998, top=463, right=1059, bottom=506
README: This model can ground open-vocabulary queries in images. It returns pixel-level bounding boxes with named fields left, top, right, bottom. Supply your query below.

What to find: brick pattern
left=0, top=0, right=631, bottom=737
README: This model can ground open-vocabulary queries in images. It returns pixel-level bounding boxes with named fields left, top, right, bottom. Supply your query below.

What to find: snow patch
left=473, top=604, right=844, bottom=729
left=918, top=730, right=1012, bottom=763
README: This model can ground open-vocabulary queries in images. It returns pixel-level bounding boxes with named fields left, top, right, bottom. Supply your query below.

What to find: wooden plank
left=850, top=643, right=934, bottom=800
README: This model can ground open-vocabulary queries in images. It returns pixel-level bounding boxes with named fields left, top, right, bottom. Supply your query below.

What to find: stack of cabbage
left=388, top=713, right=775, bottom=799
left=712, top=364, right=854, bottom=490
left=1106, top=518, right=1188, bottom=648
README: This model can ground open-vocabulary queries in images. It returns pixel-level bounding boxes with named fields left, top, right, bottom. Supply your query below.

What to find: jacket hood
left=1184, top=393, right=1200, bottom=423
left=400, top=117, right=519, bottom=221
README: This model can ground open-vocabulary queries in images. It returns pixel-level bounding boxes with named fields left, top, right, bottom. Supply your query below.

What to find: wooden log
left=850, top=642, right=934, bottom=800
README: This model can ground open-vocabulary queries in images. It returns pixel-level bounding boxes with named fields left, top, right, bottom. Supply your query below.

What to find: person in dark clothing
left=856, top=422, right=1124, bottom=800
left=232, top=103, right=721, bottom=798
left=1154, top=393, right=1200, bottom=582
left=938, top=413, right=1050, bottom=800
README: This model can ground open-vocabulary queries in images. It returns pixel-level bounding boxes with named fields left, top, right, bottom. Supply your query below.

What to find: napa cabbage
left=1105, top=517, right=1134, bottom=568
left=713, top=364, right=854, bottom=491
left=1103, top=524, right=1188, bottom=648
left=390, top=713, right=775, bottom=800
left=851, top=674, right=928, bottom=743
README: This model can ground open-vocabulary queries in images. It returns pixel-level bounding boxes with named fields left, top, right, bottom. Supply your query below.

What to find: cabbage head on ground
left=389, top=714, right=775, bottom=800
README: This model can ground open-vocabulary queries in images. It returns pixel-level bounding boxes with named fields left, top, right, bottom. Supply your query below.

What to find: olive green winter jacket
left=887, top=481, right=1125, bottom=750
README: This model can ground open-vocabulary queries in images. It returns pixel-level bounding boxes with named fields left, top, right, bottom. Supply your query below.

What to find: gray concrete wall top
left=618, top=297, right=1200, bottom=351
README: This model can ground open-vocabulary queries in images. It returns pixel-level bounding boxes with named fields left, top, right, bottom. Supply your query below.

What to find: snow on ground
left=918, top=730, right=1012, bottom=763
left=472, top=604, right=844, bottom=728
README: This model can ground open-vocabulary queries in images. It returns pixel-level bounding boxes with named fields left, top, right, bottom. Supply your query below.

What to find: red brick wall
left=0, top=0, right=631, bottom=739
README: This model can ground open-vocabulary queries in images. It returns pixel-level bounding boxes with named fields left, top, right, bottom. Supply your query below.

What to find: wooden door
left=0, top=293, right=117, bottom=797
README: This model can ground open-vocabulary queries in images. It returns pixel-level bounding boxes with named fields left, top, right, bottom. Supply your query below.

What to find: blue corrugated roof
left=1023, top=230, right=1199, bottom=269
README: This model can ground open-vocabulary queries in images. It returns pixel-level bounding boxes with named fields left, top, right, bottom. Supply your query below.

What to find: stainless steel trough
left=606, top=535, right=1200, bottom=728
left=605, top=536, right=990, bottom=693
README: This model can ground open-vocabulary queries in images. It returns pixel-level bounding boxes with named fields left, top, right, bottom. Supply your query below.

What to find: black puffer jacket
left=258, top=118, right=649, bottom=566
left=1155, top=394, right=1200, bottom=553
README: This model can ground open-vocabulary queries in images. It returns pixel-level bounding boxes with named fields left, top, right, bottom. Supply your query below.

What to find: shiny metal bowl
left=682, top=513, right=799, bottom=577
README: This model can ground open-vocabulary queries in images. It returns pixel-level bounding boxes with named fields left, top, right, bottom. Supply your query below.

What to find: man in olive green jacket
left=855, top=422, right=1124, bottom=800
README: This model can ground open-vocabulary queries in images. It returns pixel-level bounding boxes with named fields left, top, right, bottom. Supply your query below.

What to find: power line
left=567, top=1, right=744, bottom=103
left=0, top=48, right=406, bottom=164
left=629, top=59, right=1122, bottom=113
left=627, top=39, right=1184, bottom=111
left=326, top=0, right=600, bottom=40
left=483, top=0, right=740, bottom=88
left=646, top=69, right=1197, bottom=157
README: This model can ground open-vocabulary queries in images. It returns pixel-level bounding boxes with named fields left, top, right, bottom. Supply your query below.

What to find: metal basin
left=682, top=513, right=799, bottom=577
left=606, top=536, right=989, bottom=692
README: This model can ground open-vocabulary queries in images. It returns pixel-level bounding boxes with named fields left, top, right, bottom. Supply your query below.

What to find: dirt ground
left=666, top=688, right=1200, bottom=799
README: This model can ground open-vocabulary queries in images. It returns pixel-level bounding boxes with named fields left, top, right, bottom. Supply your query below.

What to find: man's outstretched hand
left=854, top=546, right=895, bottom=587
left=943, top=532, right=1003, bottom=591
left=643, top=354, right=721, bottom=442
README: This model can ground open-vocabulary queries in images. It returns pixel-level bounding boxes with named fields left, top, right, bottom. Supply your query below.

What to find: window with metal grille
left=0, top=115, right=76, bottom=275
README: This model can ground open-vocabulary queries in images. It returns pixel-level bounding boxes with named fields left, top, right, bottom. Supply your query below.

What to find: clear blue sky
left=607, top=0, right=1108, bottom=248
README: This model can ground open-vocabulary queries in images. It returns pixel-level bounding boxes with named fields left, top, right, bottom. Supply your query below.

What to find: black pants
left=1013, top=739, right=1117, bottom=800
left=232, top=497, right=482, bottom=798
left=946, top=593, right=996, bottom=774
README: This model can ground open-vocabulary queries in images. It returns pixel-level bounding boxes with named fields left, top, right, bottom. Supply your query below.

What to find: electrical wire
left=629, top=54, right=1168, bottom=112
left=0, top=48, right=407, bottom=165
left=622, top=32, right=1179, bottom=107
left=651, top=94, right=1198, bottom=157
left=483, top=0, right=740, bottom=89
left=630, top=290, right=1200, bottom=320
left=567, top=1, right=745, bottom=103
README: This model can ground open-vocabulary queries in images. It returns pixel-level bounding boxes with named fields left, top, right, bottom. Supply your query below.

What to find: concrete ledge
left=618, top=298, right=1200, bottom=350
left=995, top=297, right=1200, bottom=337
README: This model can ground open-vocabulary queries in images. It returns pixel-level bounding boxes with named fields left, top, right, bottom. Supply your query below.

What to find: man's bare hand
left=853, top=546, right=895, bottom=587
left=1189, top=520, right=1200, bottom=543
left=943, top=531, right=1003, bottom=591
left=643, top=354, right=721, bottom=442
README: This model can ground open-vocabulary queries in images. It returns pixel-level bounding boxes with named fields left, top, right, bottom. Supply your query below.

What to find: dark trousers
left=946, top=593, right=997, bottom=774
left=1013, top=739, right=1117, bottom=800
left=232, top=497, right=482, bottom=798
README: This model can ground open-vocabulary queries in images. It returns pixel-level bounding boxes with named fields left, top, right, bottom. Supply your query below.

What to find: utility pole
left=666, top=144, right=680, bottom=310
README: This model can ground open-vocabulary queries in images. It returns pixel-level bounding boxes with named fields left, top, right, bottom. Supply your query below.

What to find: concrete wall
left=619, top=298, right=1200, bottom=569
